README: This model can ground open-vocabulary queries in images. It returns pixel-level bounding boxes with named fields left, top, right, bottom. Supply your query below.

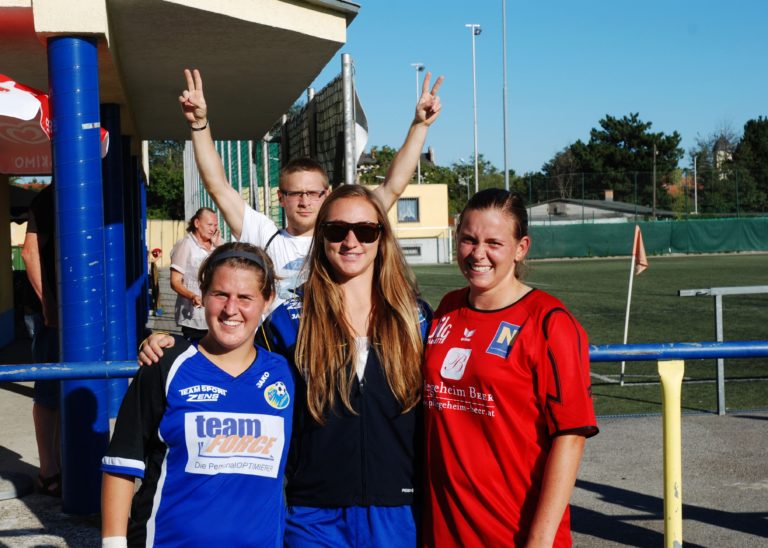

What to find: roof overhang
left=0, top=0, right=358, bottom=143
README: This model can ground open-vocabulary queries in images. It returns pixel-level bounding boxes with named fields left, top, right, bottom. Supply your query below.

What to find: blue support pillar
left=120, top=138, right=139, bottom=346
left=122, top=145, right=148, bottom=345
left=139, top=157, right=149, bottom=326
left=48, top=36, right=109, bottom=515
left=100, top=104, right=130, bottom=418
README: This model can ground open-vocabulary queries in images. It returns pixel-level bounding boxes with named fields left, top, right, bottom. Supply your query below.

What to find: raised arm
left=374, top=72, right=444, bottom=211
left=179, top=69, right=246, bottom=238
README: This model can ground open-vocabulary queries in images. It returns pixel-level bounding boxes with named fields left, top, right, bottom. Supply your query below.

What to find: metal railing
left=3, top=340, right=767, bottom=383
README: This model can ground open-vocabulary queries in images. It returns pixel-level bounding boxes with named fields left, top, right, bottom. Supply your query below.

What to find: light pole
left=693, top=153, right=698, bottom=215
left=465, top=23, right=481, bottom=194
left=459, top=158, right=471, bottom=202
left=652, top=142, right=657, bottom=219
left=501, top=0, right=510, bottom=191
left=411, top=63, right=425, bottom=184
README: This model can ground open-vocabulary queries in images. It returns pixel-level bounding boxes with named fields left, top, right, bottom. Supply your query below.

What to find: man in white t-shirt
left=178, top=68, right=443, bottom=311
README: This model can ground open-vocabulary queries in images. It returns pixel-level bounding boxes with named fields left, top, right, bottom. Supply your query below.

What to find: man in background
left=179, top=68, right=444, bottom=311
left=21, top=183, right=61, bottom=497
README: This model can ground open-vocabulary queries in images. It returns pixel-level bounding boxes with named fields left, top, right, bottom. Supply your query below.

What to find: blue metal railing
left=2, top=341, right=767, bottom=383
left=590, top=340, right=768, bottom=362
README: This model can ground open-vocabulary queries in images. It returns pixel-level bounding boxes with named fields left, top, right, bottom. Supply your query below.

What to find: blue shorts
left=32, top=325, right=60, bottom=410
left=285, top=505, right=417, bottom=548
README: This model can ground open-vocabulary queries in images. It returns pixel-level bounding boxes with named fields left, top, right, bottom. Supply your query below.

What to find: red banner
left=0, top=73, right=108, bottom=175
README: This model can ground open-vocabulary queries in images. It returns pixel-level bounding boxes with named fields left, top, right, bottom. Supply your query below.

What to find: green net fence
left=529, top=217, right=768, bottom=259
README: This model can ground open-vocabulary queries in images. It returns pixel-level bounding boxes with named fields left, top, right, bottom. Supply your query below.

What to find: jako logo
left=256, top=371, right=270, bottom=389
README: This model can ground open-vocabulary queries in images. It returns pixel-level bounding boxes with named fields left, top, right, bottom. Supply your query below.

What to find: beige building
left=379, top=183, right=452, bottom=264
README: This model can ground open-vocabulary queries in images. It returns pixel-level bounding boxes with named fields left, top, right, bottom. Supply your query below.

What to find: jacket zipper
left=359, top=376, right=367, bottom=504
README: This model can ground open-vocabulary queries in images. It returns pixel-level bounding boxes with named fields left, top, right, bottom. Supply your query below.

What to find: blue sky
left=310, top=1, right=768, bottom=175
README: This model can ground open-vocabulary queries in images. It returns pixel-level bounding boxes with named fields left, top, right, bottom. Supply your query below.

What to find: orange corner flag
left=633, top=225, right=648, bottom=275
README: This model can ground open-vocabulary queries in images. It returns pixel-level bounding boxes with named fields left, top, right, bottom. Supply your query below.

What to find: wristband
left=102, top=537, right=127, bottom=548
left=190, top=119, right=209, bottom=132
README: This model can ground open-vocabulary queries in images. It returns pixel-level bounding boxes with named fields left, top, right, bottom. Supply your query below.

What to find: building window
left=397, top=198, right=420, bottom=223
left=401, top=246, right=422, bottom=257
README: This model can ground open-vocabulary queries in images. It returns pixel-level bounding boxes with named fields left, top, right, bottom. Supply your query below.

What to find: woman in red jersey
left=422, top=189, right=598, bottom=547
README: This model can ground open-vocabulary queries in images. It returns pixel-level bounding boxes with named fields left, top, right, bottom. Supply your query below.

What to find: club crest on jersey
left=486, top=322, right=520, bottom=358
left=428, top=316, right=452, bottom=345
left=178, top=384, right=228, bottom=402
left=440, top=348, right=472, bottom=380
left=264, top=382, right=290, bottom=410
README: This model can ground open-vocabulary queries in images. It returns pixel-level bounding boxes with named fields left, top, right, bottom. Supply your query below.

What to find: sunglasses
left=322, top=222, right=382, bottom=244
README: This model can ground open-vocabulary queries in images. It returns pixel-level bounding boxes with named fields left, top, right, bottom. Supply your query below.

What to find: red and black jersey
left=422, top=287, right=598, bottom=547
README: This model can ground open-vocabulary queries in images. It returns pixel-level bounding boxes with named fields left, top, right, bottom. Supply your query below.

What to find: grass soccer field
left=413, top=253, right=768, bottom=415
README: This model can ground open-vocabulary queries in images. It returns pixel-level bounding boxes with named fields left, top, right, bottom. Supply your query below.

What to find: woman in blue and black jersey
left=102, top=243, right=294, bottom=547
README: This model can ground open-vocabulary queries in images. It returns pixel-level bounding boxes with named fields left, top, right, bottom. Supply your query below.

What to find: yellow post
left=658, top=360, right=685, bottom=548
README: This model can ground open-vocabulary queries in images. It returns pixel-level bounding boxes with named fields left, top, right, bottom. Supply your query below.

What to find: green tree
left=566, top=113, right=683, bottom=208
left=357, top=146, right=398, bottom=185
left=732, top=116, right=768, bottom=213
left=147, top=140, right=185, bottom=219
left=688, top=125, right=766, bottom=215
left=542, top=147, right=579, bottom=199
left=691, top=144, right=732, bottom=214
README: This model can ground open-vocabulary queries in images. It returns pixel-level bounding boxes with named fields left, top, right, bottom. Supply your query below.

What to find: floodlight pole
left=342, top=53, right=357, bottom=185
left=466, top=23, right=481, bottom=194
left=411, top=63, right=425, bottom=184
left=460, top=157, right=470, bottom=202
left=502, top=0, right=510, bottom=190
left=693, top=154, right=698, bottom=215
left=652, top=142, right=657, bottom=219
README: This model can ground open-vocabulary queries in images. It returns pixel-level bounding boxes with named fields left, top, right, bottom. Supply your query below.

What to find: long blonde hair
left=296, top=185, right=423, bottom=422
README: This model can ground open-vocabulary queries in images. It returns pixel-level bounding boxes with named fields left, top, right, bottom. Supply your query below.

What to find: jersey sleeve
left=101, top=356, right=170, bottom=478
left=417, top=299, right=434, bottom=343
left=238, top=204, right=279, bottom=248
left=265, top=300, right=300, bottom=358
left=539, top=308, right=598, bottom=438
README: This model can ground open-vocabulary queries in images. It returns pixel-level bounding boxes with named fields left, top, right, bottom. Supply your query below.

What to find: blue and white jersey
left=102, top=337, right=294, bottom=547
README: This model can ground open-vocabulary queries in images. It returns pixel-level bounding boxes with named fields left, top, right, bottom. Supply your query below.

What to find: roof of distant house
left=530, top=197, right=675, bottom=218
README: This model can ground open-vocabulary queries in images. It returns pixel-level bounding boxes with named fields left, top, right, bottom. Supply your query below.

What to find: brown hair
left=279, top=157, right=329, bottom=188
left=296, top=185, right=422, bottom=422
left=198, top=242, right=276, bottom=300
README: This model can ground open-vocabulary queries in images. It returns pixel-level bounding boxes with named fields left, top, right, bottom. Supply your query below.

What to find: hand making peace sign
left=179, top=68, right=208, bottom=129
left=414, top=72, right=444, bottom=127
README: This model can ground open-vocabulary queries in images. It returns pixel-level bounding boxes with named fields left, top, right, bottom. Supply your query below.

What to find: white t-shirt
left=170, top=233, right=215, bottom=330
left=354, top=337, right=370, bottom=381
left=239, top=204, right=312, bottom=312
